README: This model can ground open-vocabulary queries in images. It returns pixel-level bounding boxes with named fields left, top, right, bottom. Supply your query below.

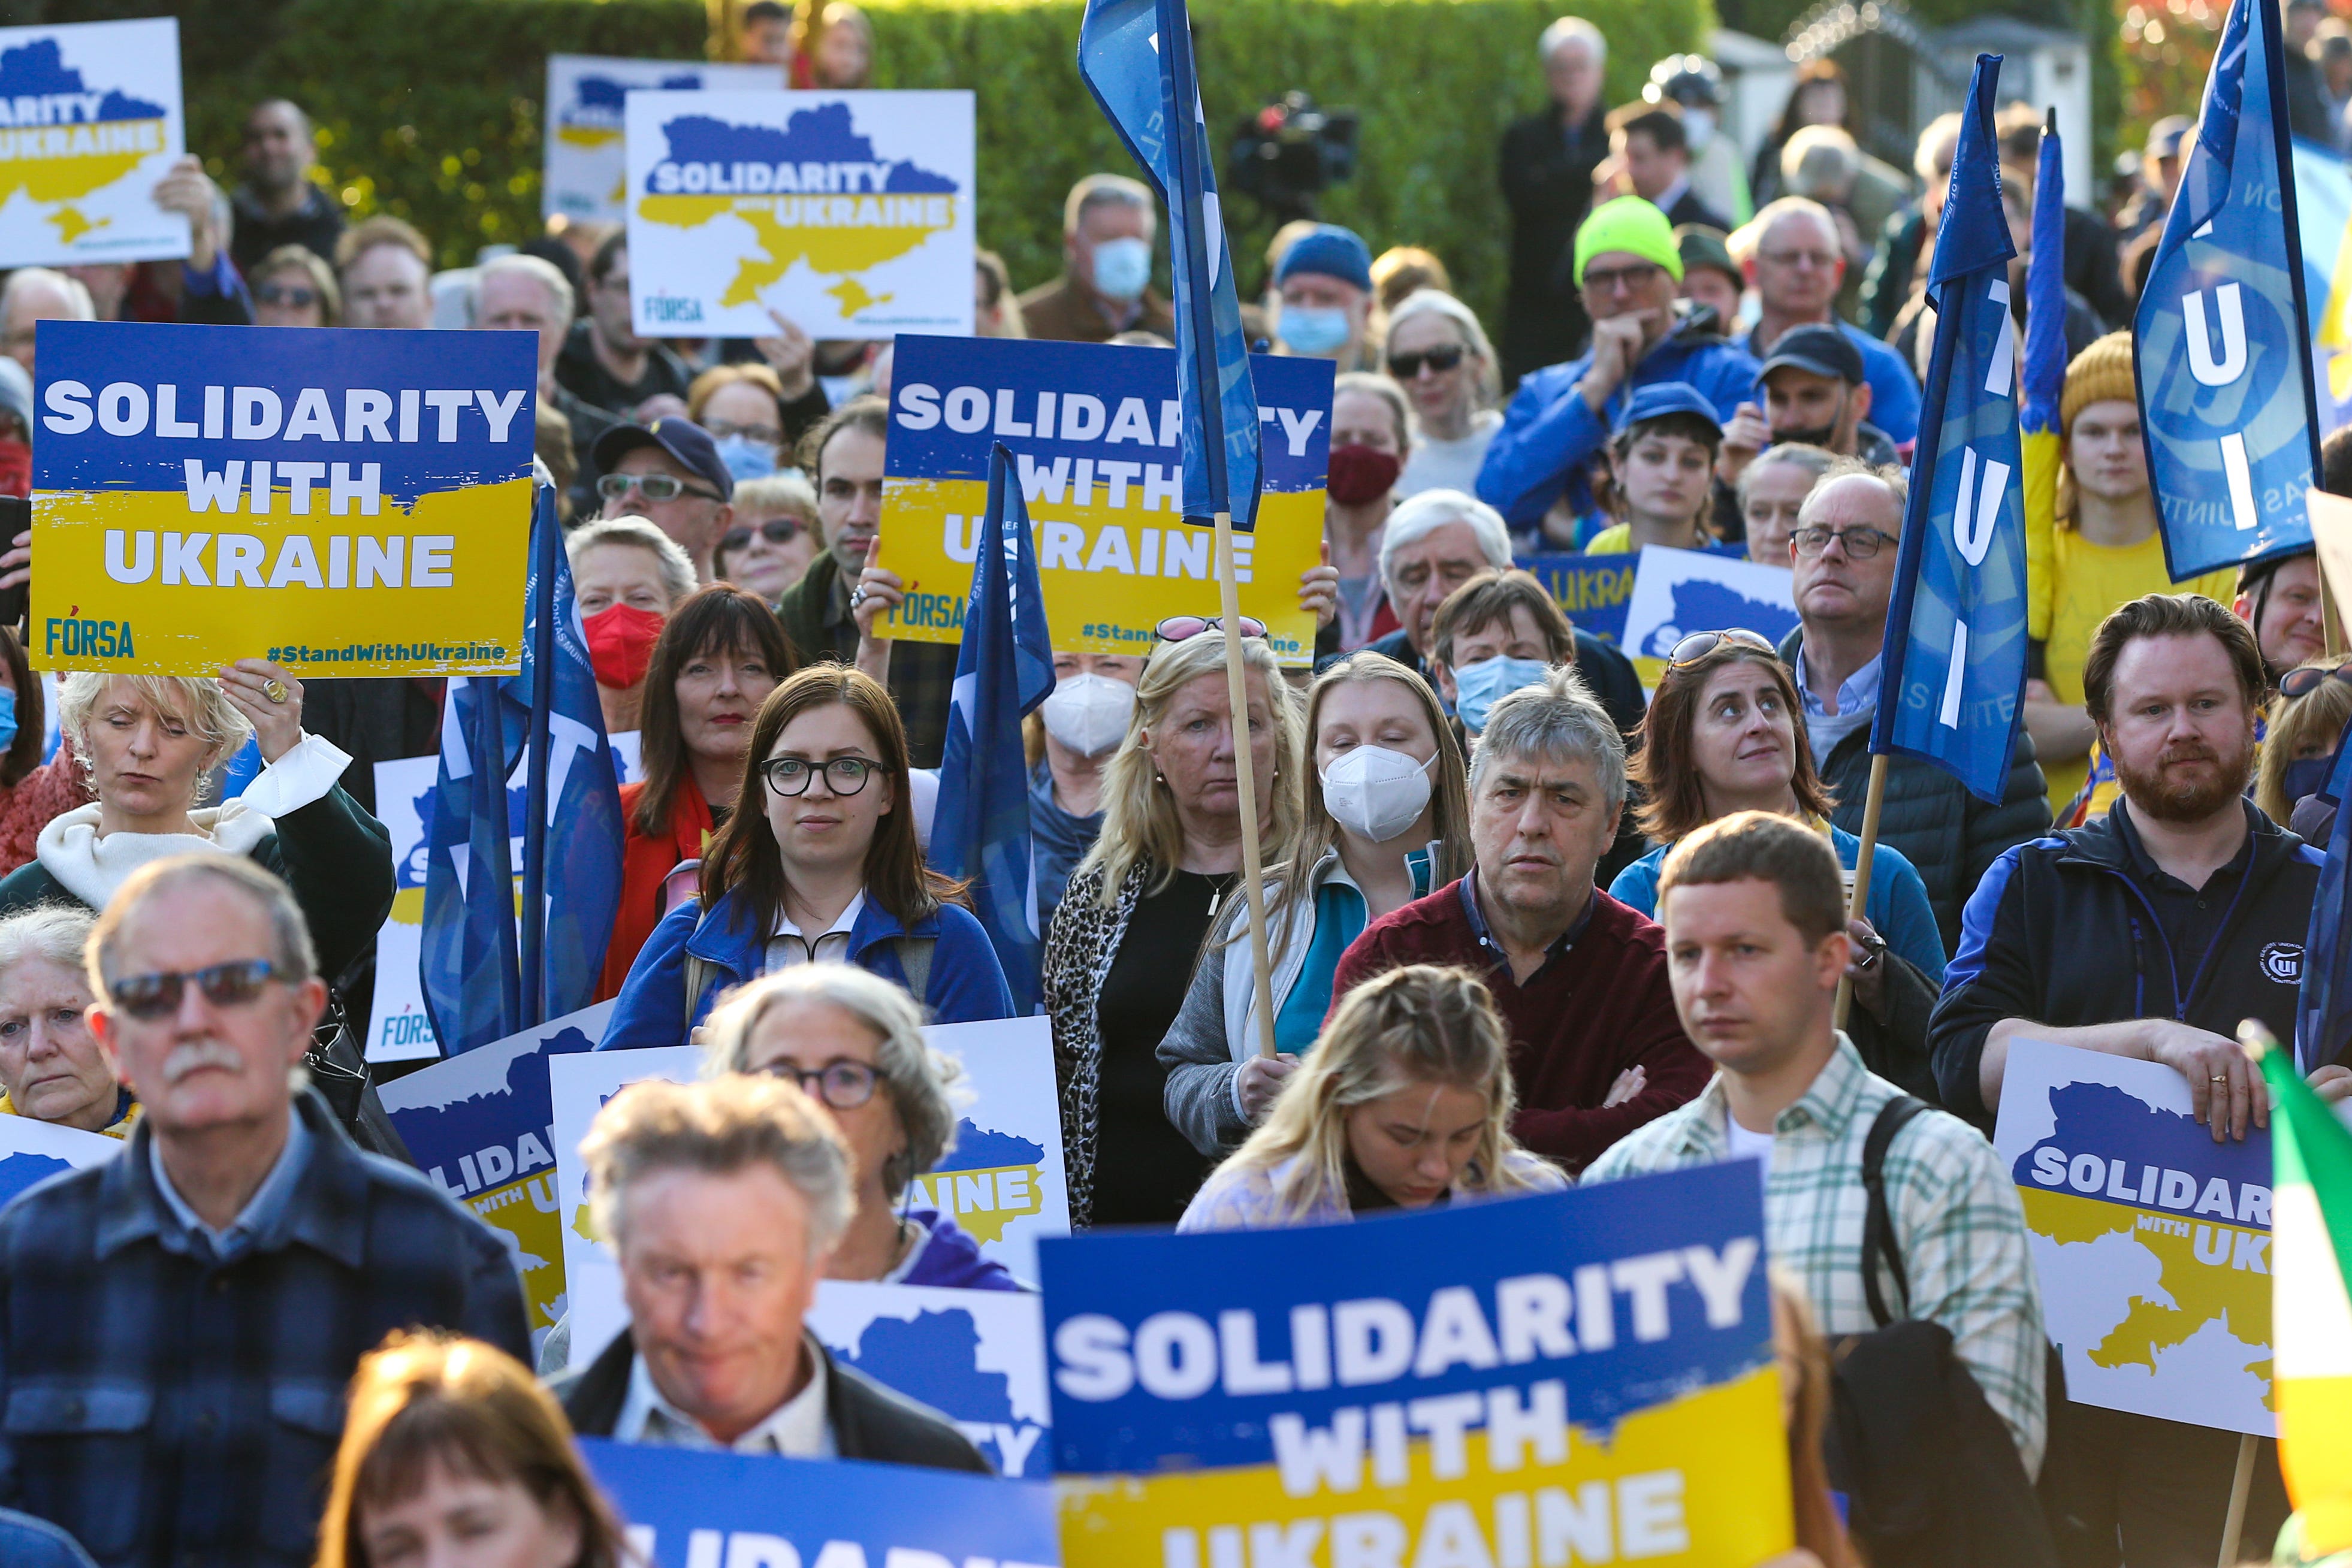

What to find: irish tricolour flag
left=2260, top=1042, right=2352, bottom=1554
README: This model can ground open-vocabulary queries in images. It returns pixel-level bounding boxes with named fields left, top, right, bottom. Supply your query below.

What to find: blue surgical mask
left=1089, top=236, right=1153, bottom=302
left=1453, top=656, right=1552, bottom=735
left=713, top=433, right=778, bottom=482
left=1278, top=304, right=1352, bottom=356
left=0, top=688, right=17, bottom=753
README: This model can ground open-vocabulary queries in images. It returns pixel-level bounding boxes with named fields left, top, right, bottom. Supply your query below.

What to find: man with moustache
left=1930, top=592, right=2352, bottom=1567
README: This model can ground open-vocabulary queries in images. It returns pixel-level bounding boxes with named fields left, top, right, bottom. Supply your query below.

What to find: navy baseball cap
left=1614, top=380, right=1723, bottom=437
left=1275, top=224, right=1375, bottom=292
left=1756, top=324, right=1865, bottom=388
left=590, top=416, right=735, bottom=497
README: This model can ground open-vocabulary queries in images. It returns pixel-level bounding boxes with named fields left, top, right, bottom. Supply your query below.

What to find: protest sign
left=543, top=55, right=779, bottom=225
left=0, top=19, right=189, bottom=268
left=1515, top=552, right=1637, bottom=648
left=871, top=335, right=1330, bottom=664
left=30, top=322, right=536, bottom=676
left=375, top=1001, right=612, bottom=1361
left=807, top=1279, right=1051, bottom=1477
left=365, top=740, right=641, bottom=1065
left=623, top=89, right=974, bottom=339
left=551, top=1016, right=1067, bottom=1367
left=1619, top=545, right=1799, bottom=687
left=1995, top=1038, right=2274, bottom=1435
left=0, top=1110, right=119, bottom=1207
left=579, top=1439, right=1058, bottom=1568
left=1042, top=1162, right=1789, bottom=1568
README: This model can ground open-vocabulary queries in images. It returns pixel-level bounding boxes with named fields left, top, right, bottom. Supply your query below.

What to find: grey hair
left=469, top=252, right=575, bottom=327
left=697, top=962, right=966, bottom=1199
left=0, top=905, right=95, bottom=982
left=1781, top=126, right=1861, bottom=198
left=1333, top=371, right=1412, bottom=458
left=1745, top=195, right=1841, bottom=256
left=1384, top=289, right=1500, bottom=409
left=582, top=1075, right=855, bottom=1258
left=1, top=267, right=95, bottom=327
left=1064, top=173, right=1156, bottom=236
left=1735, top=441, right=1837, bottom=511
left=1380, top=489, right=1513, bottom=594
left=730, top=471, right=819, bottom=521
left=1795, top=457, right=1909, bottom=530
left=1538, top=15, right=1605, bottom=67
left=87, top=854, right=318, bottom=994
left=1468, top=662, right=1627, bottom=814
left=565, top=517, right=698, bottom=608
left=1915, top=111, right=1964, bottom=185
left=58, top=674, right=255, bottom=800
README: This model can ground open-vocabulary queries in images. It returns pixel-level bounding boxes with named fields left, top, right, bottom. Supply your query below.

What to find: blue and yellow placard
left=30, top=321, right=536, bottom=676
left=0, top=19, right=190, bottom=267
left=1041, top=1162, right=1791, bottom=1568
left=872, top=334, right=1332, bottom=665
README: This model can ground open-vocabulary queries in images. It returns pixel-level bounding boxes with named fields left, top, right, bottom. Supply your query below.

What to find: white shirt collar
left=772, top=890, right=865, bottom=942
left=616, top=1334, right=835, bottom=1458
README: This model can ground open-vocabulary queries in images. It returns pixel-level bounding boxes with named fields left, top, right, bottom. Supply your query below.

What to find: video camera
left=1226, top=91, right=1358, bottom=223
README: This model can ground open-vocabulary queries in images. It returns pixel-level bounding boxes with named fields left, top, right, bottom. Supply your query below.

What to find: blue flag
left=1078, top=0, right=1262, bottom=528
left=1870, top=55, right=2028, bottom=805
left=2134, top=0, right=2323, bottom=577
left=2298, top=715, right=2352, bottom=1073
left=422, top=481, right=625, bottom=1053
left=931, top=443, right=1056, bottom=1013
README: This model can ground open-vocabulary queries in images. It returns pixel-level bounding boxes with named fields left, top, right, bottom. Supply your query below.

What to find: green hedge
left=41, top=0, right=1715, bottom=333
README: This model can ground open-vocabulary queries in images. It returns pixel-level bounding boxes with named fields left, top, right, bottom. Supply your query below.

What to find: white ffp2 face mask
left=1319, top=744, right=1436, bottom=844
left=1040, top=672, right=1137, bottom=757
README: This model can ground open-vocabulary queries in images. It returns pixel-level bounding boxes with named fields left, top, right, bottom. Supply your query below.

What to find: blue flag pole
left=518, top=482, right=559, bottom=1025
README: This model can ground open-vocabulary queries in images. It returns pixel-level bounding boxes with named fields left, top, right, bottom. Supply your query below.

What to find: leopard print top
left=1041, top=857, right=1151, bottom=1228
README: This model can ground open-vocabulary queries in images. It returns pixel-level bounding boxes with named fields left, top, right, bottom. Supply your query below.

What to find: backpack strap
left=681, top=954, right=721, bottom=1035
left=1860, top=1094, right=1930, bottom=1329
left=893, top=936, right=935, bottom=1009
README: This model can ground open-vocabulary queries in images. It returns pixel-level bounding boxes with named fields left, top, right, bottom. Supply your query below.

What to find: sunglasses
left=756, top=1057, right=881, bottom=1110
left=2279, top=658, right=2352, bottom=699
left=1154, top=615, right=1267, bottom=645
left=253, top=282, right=319, bottom=308
left=1387, top=344, right=1467, bottom=379
left=597, top=472, right=725, bottom=504
left=108, top=958, right=280, bottom=1021
left=1666, top=628, right=1780, bottom=669
left=760, top=754, right=878, bottom=797
left=721, top=517, right=807, bottom=554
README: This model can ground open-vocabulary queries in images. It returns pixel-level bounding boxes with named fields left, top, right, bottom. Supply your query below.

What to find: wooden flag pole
left=1215, top=510, right=1281, bottom=1059
left=2217, top=1433, right=2258, bottom=1568
left=1831, top=753, right=1891, bottom=1032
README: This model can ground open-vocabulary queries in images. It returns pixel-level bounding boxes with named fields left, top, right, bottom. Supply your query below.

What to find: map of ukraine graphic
left=639, top=102, right=958, bottom=314
left=0, top=38, right=169, bottom=243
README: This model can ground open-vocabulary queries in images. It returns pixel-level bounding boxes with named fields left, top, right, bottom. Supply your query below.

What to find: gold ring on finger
left=263, top=680, right=288, bottom=705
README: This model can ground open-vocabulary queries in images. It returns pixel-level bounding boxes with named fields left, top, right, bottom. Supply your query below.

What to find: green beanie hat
left=1572, top=197, right=1684, bottom=288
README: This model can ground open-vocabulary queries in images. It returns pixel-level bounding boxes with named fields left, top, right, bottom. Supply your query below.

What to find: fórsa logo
left=43, top=615, right=135, bottom=660
left=645, top=294, right=704, bottom=325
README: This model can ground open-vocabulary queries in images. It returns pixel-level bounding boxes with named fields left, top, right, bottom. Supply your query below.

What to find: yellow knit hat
left=2061, top=330, right=2136, bottom=434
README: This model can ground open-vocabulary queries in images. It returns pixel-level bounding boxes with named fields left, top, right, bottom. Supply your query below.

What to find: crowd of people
left=0, top=7, right=2350, bottom=1568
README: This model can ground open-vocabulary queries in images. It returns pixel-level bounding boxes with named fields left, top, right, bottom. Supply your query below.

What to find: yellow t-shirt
left=1583, top=522, right=1634, bottom=554
left=2040, top=527, right=2237, bottom=816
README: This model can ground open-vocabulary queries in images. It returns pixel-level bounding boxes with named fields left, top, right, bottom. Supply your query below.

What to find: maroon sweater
left=1330, top=876, right=1711, bottom=1172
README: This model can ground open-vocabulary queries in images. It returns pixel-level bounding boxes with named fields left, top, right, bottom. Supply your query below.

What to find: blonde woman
left=1044, top=627, right=1304, bottom=1228
left=2257, top=657, right=2352, bottom=826
left=1160, top=651, right=1472, bottom=1155
left=1178, top=963, right=1565, bottom=1229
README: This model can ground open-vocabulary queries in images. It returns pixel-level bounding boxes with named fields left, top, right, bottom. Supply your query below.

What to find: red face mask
left=1326, top=443, right=1402, bottom=506
left=0, top=440, right=27, bottom=500
left=583, top=602, right=666, bottom=690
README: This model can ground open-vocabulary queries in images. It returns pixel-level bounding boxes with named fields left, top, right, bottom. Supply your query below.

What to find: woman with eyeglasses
left=1160, top=652, right=1472, bottom=1156
left=688, top=356, right=830, bottom=486
left=566, top=519, right=699, bottom=740
left=699, top=962, right=1020, bottom=1288
left=1607, top=628, right=1945, bottom=1099
left=1386, top=291, right=1502, bottom=501
left=602, top=666, right=1012, bottom=1050
left=597, top=585, right=796, bottom=999
left=249, top=244, right=339, bottom=328
left=1043, top=626, right=1305, bottom=1228
left=715, top=473, right=822, bottom=605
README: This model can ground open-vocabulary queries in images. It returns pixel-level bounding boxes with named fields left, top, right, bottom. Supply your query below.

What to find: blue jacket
left=901, top=1207, right=1023, bottom=1291
left=600, top=886, right=1015, bottom=1050
left=1735, top=321, right=1923, bottom=449
left=1476, top=315, right=1762, bottom=528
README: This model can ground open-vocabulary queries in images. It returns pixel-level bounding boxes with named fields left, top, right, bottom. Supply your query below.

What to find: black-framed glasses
left=1154, top=615, right=1267, bottom=645
left=760, top=754, right=877, bottom=796
left=1791, top=524, right=1896, bottom=559
left=757, top=1057, right=881, bottom=1110
left=1581, top=261, right=1665, bottom=295
left=2280, top=659, right=2352, bottom=699
left=721, top=517, right=808, bottom=554
left=1666, top=628, right=1779, bottom=668
left=108, top=959, right=280, bottom=1021
left=253, top=282, right=319, bottom=308
left=597, top=472, right=724, bottom=504
left=704, top=419, right=783, bottom=447
left=1387, top=344, right=1466, bottom=379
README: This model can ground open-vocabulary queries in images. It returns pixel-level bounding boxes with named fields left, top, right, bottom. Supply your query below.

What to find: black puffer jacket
left=1778, top=627, right=2051, bottom=951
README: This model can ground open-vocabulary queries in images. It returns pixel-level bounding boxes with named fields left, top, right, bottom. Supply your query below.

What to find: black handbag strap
left=1860, top=1094, right=1930, bottom=1329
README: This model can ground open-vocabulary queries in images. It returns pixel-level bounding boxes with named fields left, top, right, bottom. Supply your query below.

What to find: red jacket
left=596, top=780, right=715, bottom=1001
left=1330, top=876, right=1711, bottom=1172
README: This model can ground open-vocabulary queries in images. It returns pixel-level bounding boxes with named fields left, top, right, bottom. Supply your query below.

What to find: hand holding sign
left=216, top=657, right=304, bottom=760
